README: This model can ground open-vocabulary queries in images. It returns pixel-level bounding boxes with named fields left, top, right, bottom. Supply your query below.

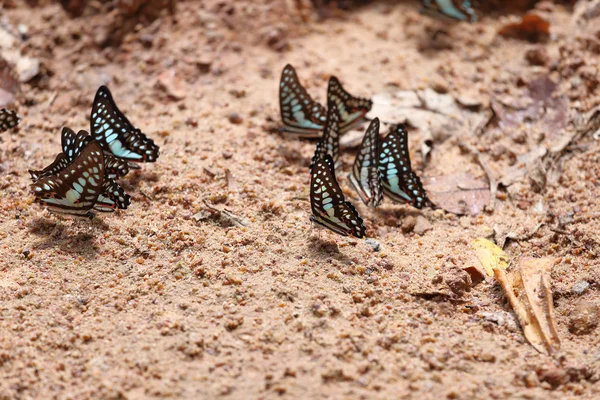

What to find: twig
left=202, top=200, right=249, bottom=228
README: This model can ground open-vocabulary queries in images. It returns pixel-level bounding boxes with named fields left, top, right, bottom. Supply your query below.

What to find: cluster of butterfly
left=0, top=108, right=20, bottom=134
left=420, top=0, right=477, bottom=23
left=29, top=86, right=160, bottom=218
left=279, top=65, right=433, bottom=239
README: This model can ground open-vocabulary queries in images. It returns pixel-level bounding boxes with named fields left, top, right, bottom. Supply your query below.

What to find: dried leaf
left=494, top=257, right=560, bottom=355
left=498, top=13, right=550, bottom=42
left=423, top=173, right=490, bottom=215
left=471, top=238, right=509, bottom=277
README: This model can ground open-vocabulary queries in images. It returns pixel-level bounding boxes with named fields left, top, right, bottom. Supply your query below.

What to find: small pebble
left=568, top=300, right=599, bottom=335
left=365, top=238, right=380, bottom=252
left=572, top=280, right=590, bottom=295
left=401, top=216, right=416, bottom=233
left=227, top=112, right=243, bottom=125
left=413, top=216, right=433, bottom=235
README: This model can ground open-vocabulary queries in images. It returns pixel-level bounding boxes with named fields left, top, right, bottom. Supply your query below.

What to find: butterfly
left=91, top=85, right=160, bottom=162
left=348, top=118, right=383, bottom=208
left=378, top=125, right=432, bottom=209
left=279, top=64, right=327, bottom=138
left=30, top=137, right=130, bottom=216
left=327, top=76, right=373, bottom=134
left=0, top=109, right=19, bottom=133
left=29, top=127, right=135, bottom=181
left=310, top=155, right=366, bottom=238
left=279, top=64, right=372, bottom=137
left=420, top=0, right=477, bottom=23
left=310, top=99, right=341, bottom=170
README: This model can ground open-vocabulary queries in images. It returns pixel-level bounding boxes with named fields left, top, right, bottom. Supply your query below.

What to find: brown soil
left=1, top=1, right=599, bottom=399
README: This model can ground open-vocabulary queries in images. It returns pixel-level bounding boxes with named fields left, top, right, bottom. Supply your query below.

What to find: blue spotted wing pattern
left=0, top=109, right=19, bottom=132
left=348, top=118, right=383, bottom=208
left=310, top=155, right=366, bottom=238
left=310, top=100, right=341, bottom=170
left=91, top=86, right=160, bottom=162
left=31, top=141, right=106, bottom=217
left=94, top=179, right=131, bottom=212
left=279, top=64, right=327, bottom=138
left=378, top=125, right=432, bottom=209
left=327, top=76, right=372, bottom=133
left=421, top=0, right=477, bottom=22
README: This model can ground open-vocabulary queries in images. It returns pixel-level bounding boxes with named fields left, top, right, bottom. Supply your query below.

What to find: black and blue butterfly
left=0, top=108, right=19, bottom=133
left=279, top=64, right=372, bottom=138
left=348, top=118, right=383, bottom=208
left=378, top=125, right=432, bottom=209
left=91, top=86, right=160, bottom=162
left=310, top=155, right=366, bottom=238
left=30, top=130, right=131, bottom=217
left=420, top=0, right=477, bottom=23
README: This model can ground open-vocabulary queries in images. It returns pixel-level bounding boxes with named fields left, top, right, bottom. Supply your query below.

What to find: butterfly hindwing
left=421, top=0, right=477, bottom=22
left=91, top=86, right=160, bottom=162
left=378, top=125, right=432, bottom=209
left=310, top=155, right=366, bottom=238
left=279, top=64, right=327, bottom=138
left=349, top=118, right=383, bottom=208
left=31, top=141, right=105, bottom=217
left=29, top=153, right=70, bottom=182
left=62, top=127, right=93, bottom=161
left=310, top=100, right=341, bottom=170
left=0, top=109, right=19, bottom=132
left=327, top=76, right=372, bottom=134
left=94, top=179, right=131, bottom=212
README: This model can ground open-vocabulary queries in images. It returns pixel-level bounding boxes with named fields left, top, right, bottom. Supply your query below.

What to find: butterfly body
left=310, top=155, right=366, bottom=238
left=421, top=0, right=477, bottom=23
left=0, top=109, right=19, bottom=132
left=348, top=118, right=383, bottom=208
left=91, top=86, right=160, bottom=162
left=378, top=125, right=432, bottom=209
left=310, top=100, right=341, bottom=170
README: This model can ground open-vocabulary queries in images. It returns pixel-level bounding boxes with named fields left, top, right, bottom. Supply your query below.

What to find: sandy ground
left=1, top=0, right=600, bottom=399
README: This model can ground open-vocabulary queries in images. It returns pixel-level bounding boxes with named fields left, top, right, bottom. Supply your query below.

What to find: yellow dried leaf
left=494, top=257, right=560, bottom=356
left=471, top=238, right=509, bottom=276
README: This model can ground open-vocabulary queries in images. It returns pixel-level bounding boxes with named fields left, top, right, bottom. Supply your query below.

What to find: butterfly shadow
left=28, top=217, right=109, bottom=258
left=305, top=235, right=353, bottom=265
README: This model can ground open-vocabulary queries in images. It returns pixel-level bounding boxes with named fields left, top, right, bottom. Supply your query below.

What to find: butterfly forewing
left=279, top=64, right=327, bottom=138
left=421, top=0, right=477, bottom=22
left=62, top=127, right=93, bottom=160
left=310, top=155, right=366, bottom=238
left=29, top=153, right=70, bottom=182
left=327, top=76, right=372, bottom=134
left=91, top=86, right=160, bottom=162
left=0, top=109, right=19, bottom=132
left=32, top=141, right=105, bottom=216
left=349, top=118, right=383, bottom=207
left=378, top=125, right=431, bottom=209
left=94, top=179, right=131, bottom=212
left=310, top=100, right=341, bottom=170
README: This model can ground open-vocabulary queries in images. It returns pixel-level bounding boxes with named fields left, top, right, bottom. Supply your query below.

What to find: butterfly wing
left=310, top=155, right=366, bottom=238
left=91, top=86, right=160, bottom=162
left=327, top=76, right=372, bottom=134
left=310, top=100, right=341, bottom=170
left=29, top=153, right=70, bottom=182
left=61, top=127, right=93, bottom=161
left=378, top=125, right=432, bottom=209
left=94, top=179, right=131, bottom=212
left=420, top=0, right=477, bottom=22
left=0, top=109, right=19, bottom=133
left=348, top=118, right=383, bottom=207
left=31, top=141, right=105, bottom=216
left=279, top=64, right=327, bottom=138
